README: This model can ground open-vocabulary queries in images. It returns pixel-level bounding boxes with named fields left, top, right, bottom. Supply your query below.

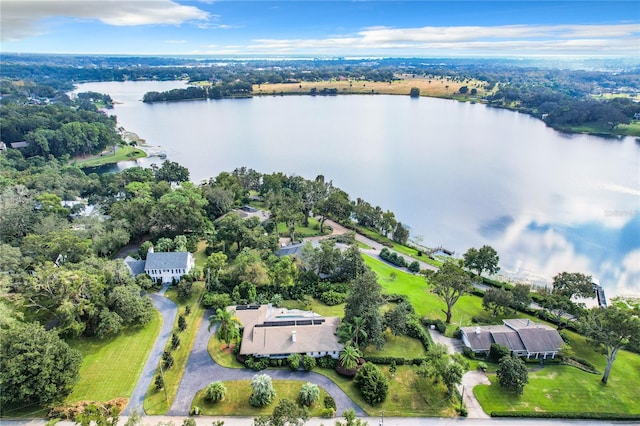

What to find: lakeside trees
left=427, top=260, right=473, bottom=324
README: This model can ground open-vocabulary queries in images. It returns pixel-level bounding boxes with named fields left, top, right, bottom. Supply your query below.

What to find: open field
left=277, top=217, right=329, bottom=239
left=71, top=145, right=146, bottom=168
left=144, top=283, right=206, bottom=415
left=363, top=331, right=427, bottom=359
left=191, top=380, right=330, bottom=417
left=253, top=76, right=488, bottom=99
left=66, top=312, right=162, bottom=403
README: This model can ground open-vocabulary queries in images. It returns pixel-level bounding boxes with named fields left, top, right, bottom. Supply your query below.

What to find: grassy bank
left=72, top=145, right=147, bottom=168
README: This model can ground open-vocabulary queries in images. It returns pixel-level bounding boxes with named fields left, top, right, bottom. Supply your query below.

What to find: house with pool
left=232, top=304, right=344, bottom=359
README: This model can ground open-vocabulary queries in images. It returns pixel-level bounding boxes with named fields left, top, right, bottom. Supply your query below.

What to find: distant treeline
left=142, top=82, right=253, bottom=103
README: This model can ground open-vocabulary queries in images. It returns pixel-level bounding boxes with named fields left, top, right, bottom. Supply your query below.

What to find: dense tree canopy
left=0, top=322, right=82, bottom=405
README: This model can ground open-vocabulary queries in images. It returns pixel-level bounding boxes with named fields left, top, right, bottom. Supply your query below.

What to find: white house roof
left=233, top=304, right=343, bottom=357
left=145, top=252, right=191, bottom=271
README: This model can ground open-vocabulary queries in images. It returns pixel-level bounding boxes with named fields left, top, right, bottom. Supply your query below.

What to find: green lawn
left=193, top=240, right=208, bottom=267
left=208, top=340, right=244, bottom=369
left=71, top=145, right=147, bottom=168
left=191, top=380, right=329, bottom=417
left=66, top=310, right=162, bottom=403
left=363, top=331, right=427, bottom=359
left=475, top=359, right=640, bottom=415
left=314, top=365, right=457, bottom=417
left=144, top=283, right=206, bottom=414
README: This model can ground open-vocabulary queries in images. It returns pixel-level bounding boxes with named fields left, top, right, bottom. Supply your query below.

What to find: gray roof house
left=460, top=319, right=564, bottom=359
left=232, top=304, right=344, bottom=359
left=124, top=248, right=194, bottom=283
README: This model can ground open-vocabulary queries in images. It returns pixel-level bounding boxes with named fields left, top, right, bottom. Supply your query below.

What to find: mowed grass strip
left=72, top=145, right=146, bottom=168
left=191, top=380, right=329, bottom=416
left=363, top=331, right=426, bottom=360
left=144, top=282, right=206, bottom=414
left=66, top=310, right=162, bottom=403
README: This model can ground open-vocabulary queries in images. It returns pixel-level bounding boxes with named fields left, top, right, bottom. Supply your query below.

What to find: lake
left=75, top=81, right=640, bottom=298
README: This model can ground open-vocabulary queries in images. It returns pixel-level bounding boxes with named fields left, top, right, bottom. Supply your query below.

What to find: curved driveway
left=168, top=311, right=365, bottom=417
left=123, top=290, right=178, bottom=415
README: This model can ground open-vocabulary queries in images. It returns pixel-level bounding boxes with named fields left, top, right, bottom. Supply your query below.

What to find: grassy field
left=363, top=331, right=427, bottom=359
left=66, top=311, right=162, bottom=403
left=253, top=76, right=488, bottom=100
left=475, top=359, right=640, bottom=415
left=191, top=380, right=330, bottom=417
left=281, top=298, right=345, bottom=318
left=193, top=240, right=208, bottom=267
left=144, top=283, right=206, bottom=414
left=71, top=145, right=146, bottom=168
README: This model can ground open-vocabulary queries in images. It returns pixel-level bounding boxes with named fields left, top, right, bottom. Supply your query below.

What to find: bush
left=302, top=355, right=316, bottom=371
left=408, top=261, right=420, bottom=273
left=421, top=318, right=446, bottom=333
left=321, top=408, right=336, bottom=418
left=320, top=290, right=347, bottom=306
left=154, top=374, right=164, bottom=390
left=477, top=362, right=488, bottom=372
left=249, top=374, right=276, bottom=407
left=379, top=247, right=408, bottom=268
left=162, top=350, right=174, bottom=369
left=354, top=362, right=389, bottom=404
left=202, top=293, right=233, bottom=311
left=171, top=333, right=180, bottom=350
left=204, top=381, right=226, bottom=403
left=317, top=355, right=337, bottom=369
left=324, top=395, right=336, bottom=410
left=459, top=407, right=468, bottom=417
left=462, top=347, right=475, bottom=359
left=244, top=356, right=269, bottom=371
left=406, top=317, right=432, bottom=351
left=287, top=353, right=301, bottom=370
left=489, top=343, right=510, bottom=362
left=298, top=382, right=320, bottom=407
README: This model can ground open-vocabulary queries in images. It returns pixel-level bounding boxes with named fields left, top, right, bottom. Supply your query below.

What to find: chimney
left=292, top=330, right=297, bottom=342
left=475, top=327, right=481, bottom=335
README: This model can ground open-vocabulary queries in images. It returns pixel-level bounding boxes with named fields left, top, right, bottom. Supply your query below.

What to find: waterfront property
left=233, top=304, right=343, bottom=359
left=460, top=319, right=564, bottom=359
left=125, top=247, right=194, bottom=283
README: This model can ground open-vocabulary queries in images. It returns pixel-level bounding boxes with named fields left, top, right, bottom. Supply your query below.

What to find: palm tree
left=339, top=344, right=362, bottom=370
left=337, top=317, right=368, bottom=348
left=208, top=308, right=240, bottom=348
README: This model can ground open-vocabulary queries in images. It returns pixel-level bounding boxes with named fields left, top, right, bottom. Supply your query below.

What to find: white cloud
left=1, top=0, right=209, bottom=41
left=247, top=23, right=640, bottom=56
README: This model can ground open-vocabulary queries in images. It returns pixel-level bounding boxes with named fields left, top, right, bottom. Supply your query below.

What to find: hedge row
left=491, top=411, right=640, bottom=420
left=380, top=247, right=407, bottom=267
left=407, top=316, right=433, bottom=351
left=363, top=356, right=425, bottom=365
left=421, top=318, right=446, bottom=334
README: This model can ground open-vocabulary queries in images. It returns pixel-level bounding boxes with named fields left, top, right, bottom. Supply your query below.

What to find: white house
left=124, top=248, right=194, bottom=283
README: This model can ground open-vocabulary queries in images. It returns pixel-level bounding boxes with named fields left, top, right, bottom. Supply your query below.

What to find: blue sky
left=1, top=1, right=639, bottom=57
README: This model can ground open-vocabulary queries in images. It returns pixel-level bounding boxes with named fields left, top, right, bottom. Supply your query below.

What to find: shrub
left=302, top=355, right=316, bottom=371
left=204, top=381, right=226, bottom=403
left=406, top=317, right=432, bottom=351
left=162, top=350, right=174, bottom=369
left=459, top=407, right=468, bottom=417
left=287, top=353, right=301, bottom=370
left=201, top=293, right=233, bottom=311
left=408, top=261, right=420, bottom=273
left=320, top=290, right=347, bottom=306
left=171, top=333, right=180, bottom=350
left=244, top=356, right=269, bottom=371
left=182, top=419, right=196, bottom=426
left=477, top=362, right=488, bottom=372
left=154, top=374, right=164, bottom=390
left=321, top=408, right=336, bottom=418
left=177, top=315, right=187, bottom=332
left=317, top=355, right=337, bottom=369
left=298, top=382, right=320, bottom=407
left=324, top=395, right=336, bottom=410
left=489, top=343, right=510, bottom=362
left=354, top=362, right=389, bottom=405
left=249, top=374, right=276, bottom=407
left=462, top=347, right=475, bottom=359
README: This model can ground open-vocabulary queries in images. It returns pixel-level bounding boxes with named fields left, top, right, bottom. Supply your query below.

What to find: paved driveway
left=123, top=290, right=177, bottom=415
left=168, top=313, right=365, bottom=416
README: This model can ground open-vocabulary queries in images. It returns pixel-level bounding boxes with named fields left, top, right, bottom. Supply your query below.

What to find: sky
left=1, top=1, right=639, bottom=57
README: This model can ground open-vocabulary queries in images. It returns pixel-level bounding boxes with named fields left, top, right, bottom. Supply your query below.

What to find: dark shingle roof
left=145, top=252, right=190, bottom=270
left=517, top=328, right=564, bottom=353
left=124, top=256, right=146, bottom=276
left=462, top=319, right=564, bottom=354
